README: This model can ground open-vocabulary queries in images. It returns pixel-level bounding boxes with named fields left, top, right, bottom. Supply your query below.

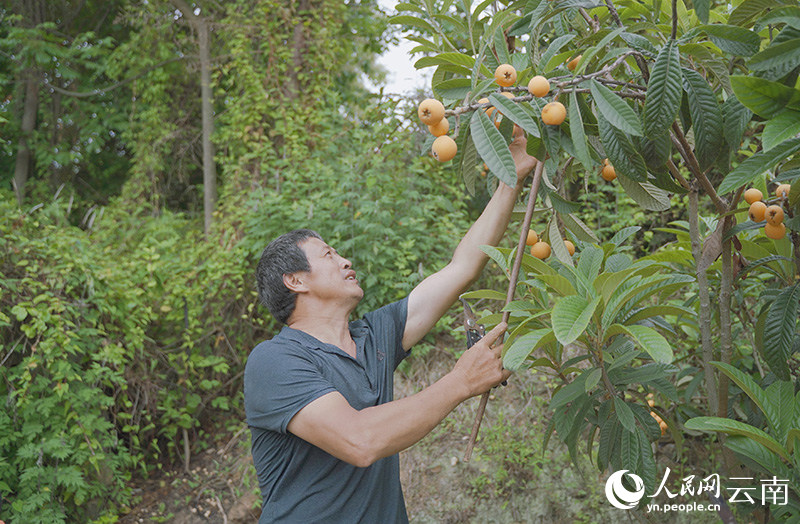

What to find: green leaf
left=682, top=68, right=723, bottom=169
left=763, top=282, right=800, bottom=380
left=617, top=176, right=671, bottom=212
left=763, top=110, right=800, bottom=151
left=644, top=41, right=682, bottom=139
left=684, top=417, right=790, bottom=460
left=391, top=15, right=439, bottom=36
left=728, top=0, right=782, bottom=27
left=598, top=416, right=619, bottom=470
left=479, top=244, right=509, bottom=272
left=719, top=137, right=800, bottom=194
left=585, top=368, right=602, bottom=392
left=748, top=38, right=800, bottom=78
left=725, top=435, right=794, bottom=479
left=11, top=304, right=28, bottom=321
left=488, top=94, right=541, bottom=138
left=470, top=109, right=517, bottom=188
left=552, top=295, right=601, bottom=345
left=722, top=96, right=753, bottom=149
left=598, top=113, right=648, bottom=182
left=614, top=397, right=637, bottom=433
left=503, top=328, right=552, bottom=371
left=764, top=380, right=796, bottom=443
left=694, top=0, right=710, bottom=23
left=702, top=24, right=761, bottom=56
left=458, top=127, right=480, bottom=196
left=755, top=6, right=800, bottom=31
left=550, top=370, right=592, bottom=410
left=549, top=220, right=575, bottom=268
left=625, top=304, right=695, bottom=324
left=539, top=34, right=576, bottom=72
left=562, top=212, right=600, bottom=242
left=433, top=78, right=473, bottom=100
left=605, top=324, right=673, bottom=363
left=536, top=273, right=579, bottom=296
left=710, top=361, right=771, bottom=424
left=590, top=80, right=643, bottom=136
left=569, top=91, right=594, bottom=169
left=730, top=75, right=800, bottom=119
left=460, top=288, right=508, bottom=301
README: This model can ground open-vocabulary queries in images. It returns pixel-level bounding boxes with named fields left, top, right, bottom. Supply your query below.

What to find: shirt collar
left=277, top=320, right=369, bottom=354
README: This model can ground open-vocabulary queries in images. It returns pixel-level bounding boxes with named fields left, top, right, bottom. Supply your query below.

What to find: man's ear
left=283, top=272, right=307, bottom=293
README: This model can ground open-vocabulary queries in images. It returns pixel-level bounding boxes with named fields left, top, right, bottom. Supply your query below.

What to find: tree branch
left=671, top=122, right=728, bottom=213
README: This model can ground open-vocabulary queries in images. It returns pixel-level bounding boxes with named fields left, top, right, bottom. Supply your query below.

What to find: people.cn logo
left=605, top=470, right=646, bottom=510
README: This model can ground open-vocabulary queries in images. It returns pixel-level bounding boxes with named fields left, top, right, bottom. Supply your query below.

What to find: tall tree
left=169, top=0, right=217, bottom=235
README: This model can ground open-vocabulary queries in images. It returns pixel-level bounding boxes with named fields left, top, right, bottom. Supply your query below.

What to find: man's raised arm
left=401, top=127, right=538, bottom=350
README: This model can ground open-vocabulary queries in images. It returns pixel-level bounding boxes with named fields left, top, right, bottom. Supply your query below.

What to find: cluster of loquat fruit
left=647, top=393, right=668, bottom=436
left=526, top=229, right=574, bottom=260
left=419, top=60, right=576, bottom=162
left=744, top=184, right=792, bottom=240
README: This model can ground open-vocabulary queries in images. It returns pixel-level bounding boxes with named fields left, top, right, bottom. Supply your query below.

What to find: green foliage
left=685, top=362, right=800, bottom=519
left=467, top=234, right=690, bottom=496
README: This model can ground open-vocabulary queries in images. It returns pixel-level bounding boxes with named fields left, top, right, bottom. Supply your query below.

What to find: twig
left=670, top=122, right=728, bottom=213
left=214, top=494, right=229, bottom=524
left=464, top=159, right=545, bottom=461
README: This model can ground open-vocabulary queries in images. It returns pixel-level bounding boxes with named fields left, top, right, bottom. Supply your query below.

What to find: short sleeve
left=362, top=295, right=409, bottom=370
left=244, top=342, right=337, bottom=434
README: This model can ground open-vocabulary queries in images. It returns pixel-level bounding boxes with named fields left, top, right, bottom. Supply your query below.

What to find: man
left=245, top=127, right=537, bottom=522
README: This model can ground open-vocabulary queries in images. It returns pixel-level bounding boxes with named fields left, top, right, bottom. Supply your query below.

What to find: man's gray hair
left=255, top=229, right=322, bottom=324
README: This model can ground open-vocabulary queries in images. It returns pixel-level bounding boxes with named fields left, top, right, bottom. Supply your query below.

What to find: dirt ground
left=120, top=344, right=727, bottom=524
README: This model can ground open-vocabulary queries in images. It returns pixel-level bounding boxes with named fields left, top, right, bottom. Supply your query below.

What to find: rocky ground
left=120, top=343, right=728, bottom=524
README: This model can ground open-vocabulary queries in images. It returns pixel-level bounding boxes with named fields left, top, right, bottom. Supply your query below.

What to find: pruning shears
left=460, top=297, right=506, bottom=386
left=460, top=297, right=485, bottom=349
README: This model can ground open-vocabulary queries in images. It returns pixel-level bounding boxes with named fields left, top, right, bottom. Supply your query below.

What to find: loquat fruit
left=765, top=222, right=786, bottom=240
left=748, top=201, right=767, bottom=222
left=418, top=98, right=445, bottom=125
left=765, top=204, right=784, bottom=226
left=564, top=240, right=575, bottom=256
left=501, top=91, right=515, bottom=99
left=541, top=101, right=566, bottom=126
left=602, top=164, right=616, bottom=181
left=494, top=64, right=517, bottom=87
left=528, top=75, right=550, bottom=98
left=567, top=55, right=581, bottom=71
left=530, top=241, right=551, bottom=259
left=478, top=97, right=496, bottom=119
left=647, top=399, right=655, bottom=407
left=431, top=135, right=457, bottom=162
left=744, top=188, right=763, bottom=205
left=526, top=230, right=539, bottom=246
left=428, top=118, right=450, bottom=137
left=775, top=184, right=791, bottom=199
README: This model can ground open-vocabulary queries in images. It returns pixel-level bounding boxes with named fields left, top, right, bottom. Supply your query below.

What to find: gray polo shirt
left=245, top=297, right=410, bottom=523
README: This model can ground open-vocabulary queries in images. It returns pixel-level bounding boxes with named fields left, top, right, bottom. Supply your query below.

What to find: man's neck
left=288, top=310, right=356, bottom=357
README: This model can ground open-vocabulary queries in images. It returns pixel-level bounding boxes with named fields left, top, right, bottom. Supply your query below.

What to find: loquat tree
left=394, top=0, right=800, bottom=516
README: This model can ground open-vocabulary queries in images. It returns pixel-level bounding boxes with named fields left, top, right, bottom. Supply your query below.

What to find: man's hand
left=450, top=322, right=512, bottom=398
left=509, top=125, right=538, bottom=187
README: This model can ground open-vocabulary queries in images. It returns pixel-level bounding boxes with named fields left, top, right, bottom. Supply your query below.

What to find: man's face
left=296, top=237, right=364, bottom=304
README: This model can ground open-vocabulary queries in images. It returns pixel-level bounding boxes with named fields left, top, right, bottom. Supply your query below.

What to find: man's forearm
left=450, top=181, right=523, bottom=281
left=356, top=371, right=470, bottom=465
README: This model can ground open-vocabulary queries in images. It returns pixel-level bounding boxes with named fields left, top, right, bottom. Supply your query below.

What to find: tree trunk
left=688, top=189, right=719, bottom=416
left=170, top=0, right=217, bottom=235
left=198, top=20, right=216, bottom=236
left=13, top=72, right=39, bottom=206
